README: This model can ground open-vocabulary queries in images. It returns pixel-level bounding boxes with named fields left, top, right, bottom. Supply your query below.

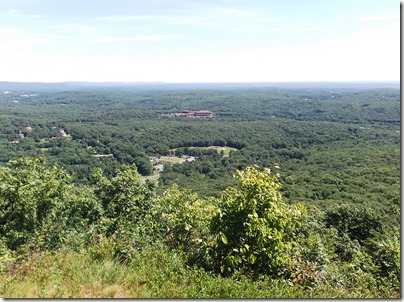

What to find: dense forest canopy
left=0, top=82, right=400, bottom=298
left=0, top=83, right=399, bottom=196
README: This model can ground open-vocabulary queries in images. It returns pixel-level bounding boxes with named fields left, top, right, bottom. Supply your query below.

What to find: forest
left=0, top=82, right=400, bottom=298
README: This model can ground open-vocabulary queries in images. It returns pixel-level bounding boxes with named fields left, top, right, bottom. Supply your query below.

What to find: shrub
left=154, top=185, right=215, bottom=251
left=209, top=166, right=306, bottom=276
left=366, top=230, right=400, bottom=284
left=90, top=165, right=157, bottom=261
left=91, top=164, right=155, bottom=236
left=324, top=203, right=382, bottom=243
left=0, top=156, right=71, bottom=251
left=151, top=185, right=218, bottom=270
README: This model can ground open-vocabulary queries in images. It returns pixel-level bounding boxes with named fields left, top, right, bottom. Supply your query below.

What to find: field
left=195, top=146, right=238, bottom=157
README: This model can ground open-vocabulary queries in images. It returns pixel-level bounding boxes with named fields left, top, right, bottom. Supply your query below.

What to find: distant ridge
left=0, top=81, right=399, bottom=91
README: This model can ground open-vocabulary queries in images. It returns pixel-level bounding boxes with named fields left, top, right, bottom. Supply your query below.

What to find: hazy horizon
left=0, top=80, right=401, bottom=84
left=0, top=80, right=399, bottom=92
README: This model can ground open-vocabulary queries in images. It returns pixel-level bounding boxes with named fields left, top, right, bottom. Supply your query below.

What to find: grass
left=0, top=249, right=145, bottom=298
left=159, top=156, right=184, bottom=164
left=0, top=243, right=390, bottom=298
left=141, top=155, right=184, bottom=183
left=170, top=145, right=238, bottom=157
left=205, top=146, right=238, bottom=157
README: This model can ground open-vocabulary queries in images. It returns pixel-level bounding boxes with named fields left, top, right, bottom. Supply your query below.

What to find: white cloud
left=4, top=8, right=43, bottom=18
left=264, top=25, right=328, bottom=33
left=1, top=24, right=398, bottom=82
left=91, top=35, right=182, bottom=43
left=0, top=28, right=50, bottom=50
left=52, top=24, right=100, bottom=34
left=99, top=14, right=171, bottom=22
left=154, top=23, right=399, bottom=82
left=0, top=2, right=398, bottom=83
left=359, top=14, right=398, bottom=22
left=219, top=8, right=260, bottom=17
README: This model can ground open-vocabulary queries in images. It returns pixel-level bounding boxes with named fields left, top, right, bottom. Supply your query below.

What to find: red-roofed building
left=193, top=110, right=213, bottom=117
left=180, top=110, right=213, bottom=117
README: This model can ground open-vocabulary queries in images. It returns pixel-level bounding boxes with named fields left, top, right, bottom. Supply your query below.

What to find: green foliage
left=1, top=233, right=393, bottom=298
left=0, top=158, right=399, bottom=298
left=324, top=203, right=382, bottom=242
left=90, top=164, right=157, bottom=260
left=154, top=185, right=215, bottom=251
left=0, top=156, right=71, bottom=251
left=366, top=229, right=400, bottom=283
left=209, top=166, right=306, bottom=276
left=91, top=164, right=155, bottom=235
left=0, top=83, right=400, bottom=297
left=0, top=239, right=14, bottom=273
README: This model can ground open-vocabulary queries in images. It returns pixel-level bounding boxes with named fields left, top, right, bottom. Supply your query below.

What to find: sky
left=0, top=0, right=400, bottom=82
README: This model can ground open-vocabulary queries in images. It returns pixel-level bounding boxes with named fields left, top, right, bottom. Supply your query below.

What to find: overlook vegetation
left=0, top=83, right=400, bottom=298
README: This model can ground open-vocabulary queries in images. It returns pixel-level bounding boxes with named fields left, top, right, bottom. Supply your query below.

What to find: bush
left=324, top=203, right=382, bottom=242
left=366, top=230, right=400, bottom=284
left=154, top=185, right=215, bottom=251
left=151, top=185, right=217, bottom=269
left=209, top=166, right=306, bottom=276
left=0, top=157, right=71, bottom=251
left=91, top=164, right=155, bottom=236
left=90, top=164, right=157, bottom=261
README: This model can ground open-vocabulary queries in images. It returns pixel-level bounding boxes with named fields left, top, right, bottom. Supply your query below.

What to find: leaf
left=220, top=233, right=228, bottom=244
left=248, top=254, right=256, bottom=264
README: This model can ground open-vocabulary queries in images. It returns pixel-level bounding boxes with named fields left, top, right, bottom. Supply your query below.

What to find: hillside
left=0, top=83, right=400, bottom=298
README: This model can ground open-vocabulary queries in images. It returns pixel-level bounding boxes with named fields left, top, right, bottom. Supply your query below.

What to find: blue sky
left=0, top=0, right=400, bottom=82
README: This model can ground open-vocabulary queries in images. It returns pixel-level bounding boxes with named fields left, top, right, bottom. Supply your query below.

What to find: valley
left=0, top=82, right=400, bottom=298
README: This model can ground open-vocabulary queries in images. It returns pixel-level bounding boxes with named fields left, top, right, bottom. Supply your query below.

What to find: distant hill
left=0, top=81, right=399, bottom=92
